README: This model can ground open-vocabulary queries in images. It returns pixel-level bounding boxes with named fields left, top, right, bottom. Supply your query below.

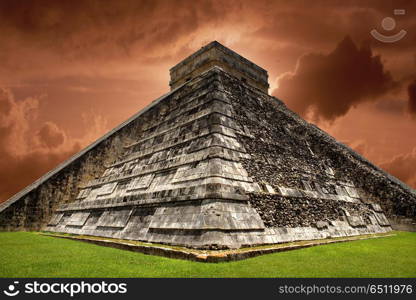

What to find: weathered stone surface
left=1, top=41, right=414, bottom=249
left=170, top=41, right=269, bottom=93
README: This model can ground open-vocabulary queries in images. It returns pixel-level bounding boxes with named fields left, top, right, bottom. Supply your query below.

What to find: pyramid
left=1, top=41, right=415, bottom=249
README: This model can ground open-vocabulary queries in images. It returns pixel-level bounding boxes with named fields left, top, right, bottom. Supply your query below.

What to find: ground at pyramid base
left=1, top=41, right=415, bottom=250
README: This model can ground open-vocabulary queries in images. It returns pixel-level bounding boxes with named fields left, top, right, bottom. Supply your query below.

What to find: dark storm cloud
left=0, top=0, right=231, bottom=64
left=275, top=36, right=397, bottom=121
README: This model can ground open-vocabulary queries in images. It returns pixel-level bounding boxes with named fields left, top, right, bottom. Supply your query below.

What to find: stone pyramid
left=1, top=41, right=415, bottom=249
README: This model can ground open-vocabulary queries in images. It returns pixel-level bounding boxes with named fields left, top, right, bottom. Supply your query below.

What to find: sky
left=0, top=0, right=415, bottom=202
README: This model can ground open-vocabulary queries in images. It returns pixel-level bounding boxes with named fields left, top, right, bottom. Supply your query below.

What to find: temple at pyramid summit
left=1, top=41, right=415, bottom=249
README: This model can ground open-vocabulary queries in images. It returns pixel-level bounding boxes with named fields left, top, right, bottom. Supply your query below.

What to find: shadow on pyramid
left=1, top=41, right=415, bottom=250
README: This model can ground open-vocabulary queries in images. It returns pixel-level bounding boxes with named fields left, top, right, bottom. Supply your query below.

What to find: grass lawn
left=0, top=231, right=415, bottom=278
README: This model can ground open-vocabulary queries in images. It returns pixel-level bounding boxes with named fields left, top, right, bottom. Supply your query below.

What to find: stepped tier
left=45, top=68, right=394, bottom=248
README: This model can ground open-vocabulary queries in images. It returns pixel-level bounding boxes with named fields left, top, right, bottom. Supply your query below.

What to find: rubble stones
left=248, top=193, right=373, bottom=228
left=223, top=72, right=415, bottom=225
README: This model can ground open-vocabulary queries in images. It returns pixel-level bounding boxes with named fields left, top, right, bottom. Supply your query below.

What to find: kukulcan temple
left=1, top=41, right=415, bottom=250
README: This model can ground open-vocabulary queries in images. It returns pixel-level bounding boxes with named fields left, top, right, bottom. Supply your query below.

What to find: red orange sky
left=0, top=0, right=415, bottom=202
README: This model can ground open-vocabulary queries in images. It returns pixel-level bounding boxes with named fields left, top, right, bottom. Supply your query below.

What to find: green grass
left=0, top=231, right=415, bottom=277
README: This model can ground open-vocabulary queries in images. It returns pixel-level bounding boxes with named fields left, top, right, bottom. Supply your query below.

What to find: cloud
left=0, top=88, right=92, bottom=202
left=380, top=148, right=416, bottom=189
left=0, top=0, right=233, bottom=71
left=0, top=88, right=40, bottom=155
left=0, top=88, right=12, bottom=115
left=275, top=36, right=397, bottom=122
left=373, top=97, right=406, bottom=115
left=408, top=79, right=416, bottom=116
left=36, top=122, right=66, bottom=148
